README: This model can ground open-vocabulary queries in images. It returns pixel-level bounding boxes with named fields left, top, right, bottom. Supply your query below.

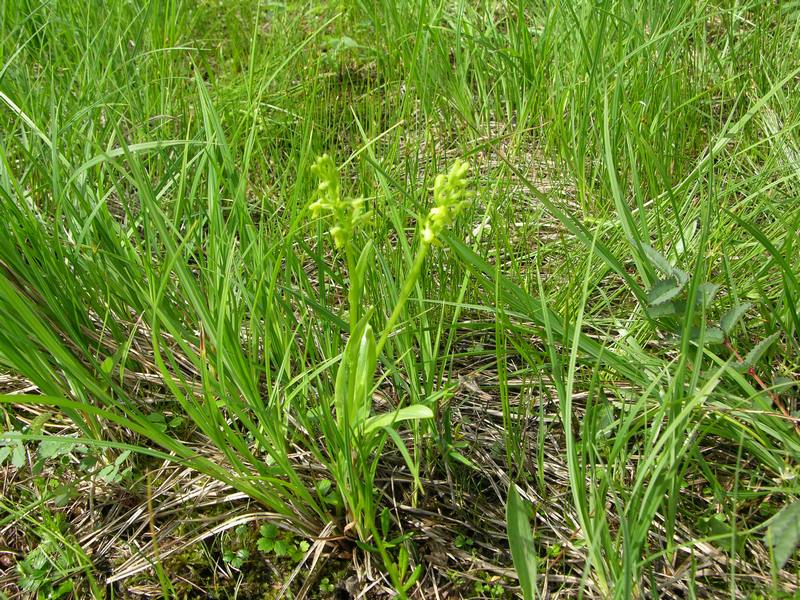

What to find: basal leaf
left=646, top=300, right=684, bottom=319
left=689, top=326, right=725, bottom=345
left=738, top=332, right=781, bottom=371
left=362, top=405, right=433, bottom=435
left=767, top=499, right=800, bottom=568
left=641, top=244, right=673, bottom=275
left=647, top=278, right=684, bottom=306
left=694, top=282, right=720, bottom=308
left=673, top=268, right=690, bottom=287
left=720, top=302, right=752, bottom=335
left=506, top=485, right=537, bottom=600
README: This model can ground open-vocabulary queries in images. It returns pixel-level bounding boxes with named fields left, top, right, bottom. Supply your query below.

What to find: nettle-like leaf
left=647, top=277, right=686, bottom=306
left=647, top=301, right=679, bottom=318
left=641, top=244, right=674, bottom=275
left=38, top=438, right=72, bottom=459
left=694, top=282, right=720, bottom=308
left=720, top=302, right=752, bottom=335
left=260, top=523, right=279, bottom=540
left=767, top=499, right=800, bottom=568
left=646, top=300, right=687, bottom=319
left=673, top=268, right=690, bottom=287
left=1, top=433, right=26, bottom=468
left=257, top=538, right=274, bottom=553
left=735, top=331, right=781, bottom=372
left=689, top=326, right=725, bottom=345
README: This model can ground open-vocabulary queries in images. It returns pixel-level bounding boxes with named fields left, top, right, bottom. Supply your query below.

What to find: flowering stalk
left=309, top=154, right=372, bottom=332
left=308, top=155, right=472, bottom=597
left=375, top=159, right=471, bottom=355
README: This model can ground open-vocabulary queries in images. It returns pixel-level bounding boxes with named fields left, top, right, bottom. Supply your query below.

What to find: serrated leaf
left=689, top=326, right=725, bottom=345
left=506, top=485, right=537, bottom=600
left=641, top=244, right=673, bottom=275
left=273, top=540, right=289, bottom=557
left=773, top=376, right=795, bottom=392
left=12, top=442, right=25, bottom=468
left=646, top=300, right=683, bottom=319
left=257, top=538, right=274, bottom=553
left=53, top=484, right=76, bottom=507
left=694, top=282, right=720, bottom=308
left=738, top=332, right=781, bottom=371
left=260, top=523, right=278, bottom=539
left=647, top=278, right=684, bottom=306
left=673, top=268, right=690, bottom=287
left=767, top=499, right=800, bottom=568
left=38, top=438, right=69, bottom=459
left=720, top=302, right=752, bottom=334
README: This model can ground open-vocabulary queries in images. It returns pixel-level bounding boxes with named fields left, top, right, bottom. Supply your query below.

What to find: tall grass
left=1, top=0, right=799, bottom=597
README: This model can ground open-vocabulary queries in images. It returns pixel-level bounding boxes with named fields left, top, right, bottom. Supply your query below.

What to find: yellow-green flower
left=309, top=154, right=370, bottom=249
left=421, top=159, right=471, bottom=245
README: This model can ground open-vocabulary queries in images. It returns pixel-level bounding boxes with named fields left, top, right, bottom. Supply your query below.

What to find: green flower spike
left=309, top=154, right=370, bottom=249
left=422, top=159, right=471, bottom=244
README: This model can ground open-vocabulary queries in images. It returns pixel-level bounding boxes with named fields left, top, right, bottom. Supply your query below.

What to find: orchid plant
left=308, top=154, right=471, bottom=597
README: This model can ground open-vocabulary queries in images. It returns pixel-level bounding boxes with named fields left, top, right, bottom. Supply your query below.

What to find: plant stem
left=376, top=241, right=430, bottom=357
left=724, top=339, right=800, bottom=435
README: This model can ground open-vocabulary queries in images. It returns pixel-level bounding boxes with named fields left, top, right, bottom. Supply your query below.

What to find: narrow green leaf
left=352, top=324, right=377, bottom=425
left=362, top=405, right=433, bottom=434
left=767, top=499, right=800, bottom=568
left=384, top=425, right=422, bottom=492
left=506, top=485, right=537, bottom=600
left=334, top=350, right=351, bottom=429
left=446, top=235, right=646, bottom=385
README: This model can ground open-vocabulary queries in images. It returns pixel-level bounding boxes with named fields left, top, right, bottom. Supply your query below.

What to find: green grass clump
left=1, top=0, right=799, bottom=598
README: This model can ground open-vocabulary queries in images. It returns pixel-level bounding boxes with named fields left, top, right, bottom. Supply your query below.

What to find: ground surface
left=1, top=1, right=799, bottom=598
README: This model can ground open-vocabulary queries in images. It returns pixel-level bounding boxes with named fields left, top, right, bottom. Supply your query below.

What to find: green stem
left=346, top=243, right=358, bottom=333
left=376, top=241, right=430, bottom=356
